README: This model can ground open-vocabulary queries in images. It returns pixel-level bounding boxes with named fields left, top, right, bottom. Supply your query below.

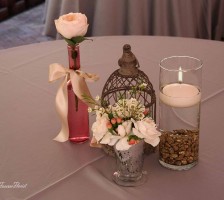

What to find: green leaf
left=71, top=36, right=86, bottom=44
left=112, top=123, right=118, bottom=129
left=108, top=113, right=114, bottom=120
left=64, top=37, right=76, bottom=46
left=63, top=36, right=93, bottom=46
left=128, top=135, right=140, bottom=141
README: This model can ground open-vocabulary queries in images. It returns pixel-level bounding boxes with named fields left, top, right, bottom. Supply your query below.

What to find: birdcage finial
left=118, top=44, right=139, bottom=76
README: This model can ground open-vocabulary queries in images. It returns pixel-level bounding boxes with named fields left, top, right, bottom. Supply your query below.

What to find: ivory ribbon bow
left=49, top=63, right=99, bottom=142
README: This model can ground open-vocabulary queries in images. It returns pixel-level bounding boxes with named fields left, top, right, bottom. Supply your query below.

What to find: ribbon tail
left=53, top=75, right=69, bottom=142
left=70, top=71, right=95, bottom=108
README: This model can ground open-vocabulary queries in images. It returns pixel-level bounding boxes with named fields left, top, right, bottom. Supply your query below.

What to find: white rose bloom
left=117, top=125, right=126, bottom=137
left=117, top=120, right=132, bottom=137
left=144, top=136, right=160, bottom=147
left=115, top=136, right=132, bottom=151
left=108, top=135, right=121, bottom=146
left=132, top=118, right=161, bottom=147
left=100, top=133, right=121, bottom=146
left=55, top=13, right=89, bottom=39
left=100, top=132, right=112, bottom=144
left=124, top=120, right=132, bottom=134
left=91, top=114, right=109, bottom=142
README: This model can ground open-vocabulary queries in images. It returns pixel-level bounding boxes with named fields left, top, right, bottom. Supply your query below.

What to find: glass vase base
left=69, top=136, right=89, bottom=144
left=159, top=160, right=198, bottom=171
left=112, top=171, right=147, bottom=187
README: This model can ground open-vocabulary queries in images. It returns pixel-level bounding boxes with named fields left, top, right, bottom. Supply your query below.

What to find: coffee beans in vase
left=159, top=129, right=199, bottom=170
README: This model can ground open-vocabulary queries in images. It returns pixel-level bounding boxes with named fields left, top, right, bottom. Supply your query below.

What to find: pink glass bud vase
left=67, top=44, right=89, bottom=143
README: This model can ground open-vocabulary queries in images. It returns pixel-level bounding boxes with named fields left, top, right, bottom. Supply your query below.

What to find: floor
left=0, top=3, right=54, bottom=50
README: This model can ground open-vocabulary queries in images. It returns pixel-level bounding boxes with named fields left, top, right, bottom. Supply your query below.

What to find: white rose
left=91, top=114, right=109, bottom=142
left=117, top=120, right=132, bottom=137
left=115, top=137, right=132, bottom=151
left=55, top=13, right=89, bottom=39
left=132, top=118, right=161, bottom=147
left=100, top=132, right=112, bottom=144
left=101, top=134, right=121, bottom=146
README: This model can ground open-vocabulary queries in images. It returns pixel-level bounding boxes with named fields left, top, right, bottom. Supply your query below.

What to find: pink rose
left=55, top=13, right=89, bottom=39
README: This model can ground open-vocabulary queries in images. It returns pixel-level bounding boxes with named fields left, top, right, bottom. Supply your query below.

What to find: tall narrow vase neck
left=67, top=44, right=80, bottom=70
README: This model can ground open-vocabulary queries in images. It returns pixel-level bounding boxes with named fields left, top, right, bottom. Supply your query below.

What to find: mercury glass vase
left=113, top=140, right=147, bottom=186
left=67, top=44, right=89, bottom=143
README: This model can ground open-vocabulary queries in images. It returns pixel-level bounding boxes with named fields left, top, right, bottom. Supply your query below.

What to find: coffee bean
left=175, top=161, right=182, bottom=166
left=159, top=129, right=199, bottom=166
left=173, top=145, right=178, bottom=151
left=171, top=154, right=178, bottom=158
left=181, top=160, right=187, bottom=165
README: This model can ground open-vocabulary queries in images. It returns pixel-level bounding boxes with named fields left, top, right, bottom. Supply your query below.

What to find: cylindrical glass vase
left=113, top=140, right=147, bottom=186
left=159, top=56, right=202, bottom=170
left=67, top=45, right=89, bottom=143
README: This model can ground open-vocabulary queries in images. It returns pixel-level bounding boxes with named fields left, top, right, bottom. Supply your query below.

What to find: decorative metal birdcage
left=101, top=44, right=157, bottom=155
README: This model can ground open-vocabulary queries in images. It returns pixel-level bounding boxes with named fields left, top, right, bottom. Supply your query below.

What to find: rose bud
left=110, top=118, right=117, bottom=125
left=116, top=117, right=123, bottom=124
left=107, top=122, right=112, bottom=129
left=143, top=108, right=150, bottom=116
left=128, top=139, right=137, bottom=145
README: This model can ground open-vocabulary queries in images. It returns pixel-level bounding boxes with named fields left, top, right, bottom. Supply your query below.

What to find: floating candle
left=159, top=83, right=201, bottom=107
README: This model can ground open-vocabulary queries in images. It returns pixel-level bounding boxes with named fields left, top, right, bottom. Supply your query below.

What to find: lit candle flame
left=178, top=67, right=183, bottom=83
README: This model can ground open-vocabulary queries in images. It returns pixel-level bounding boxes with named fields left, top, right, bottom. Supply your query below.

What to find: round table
left=0, top=36, right=224, bottom=200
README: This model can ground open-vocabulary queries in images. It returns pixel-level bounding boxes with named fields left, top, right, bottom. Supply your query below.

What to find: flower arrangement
left=54, top=12, right=89, bottom=45
left=50, top=13, right=98, bottom=143
left=84, top=84, right=161, bottom=151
